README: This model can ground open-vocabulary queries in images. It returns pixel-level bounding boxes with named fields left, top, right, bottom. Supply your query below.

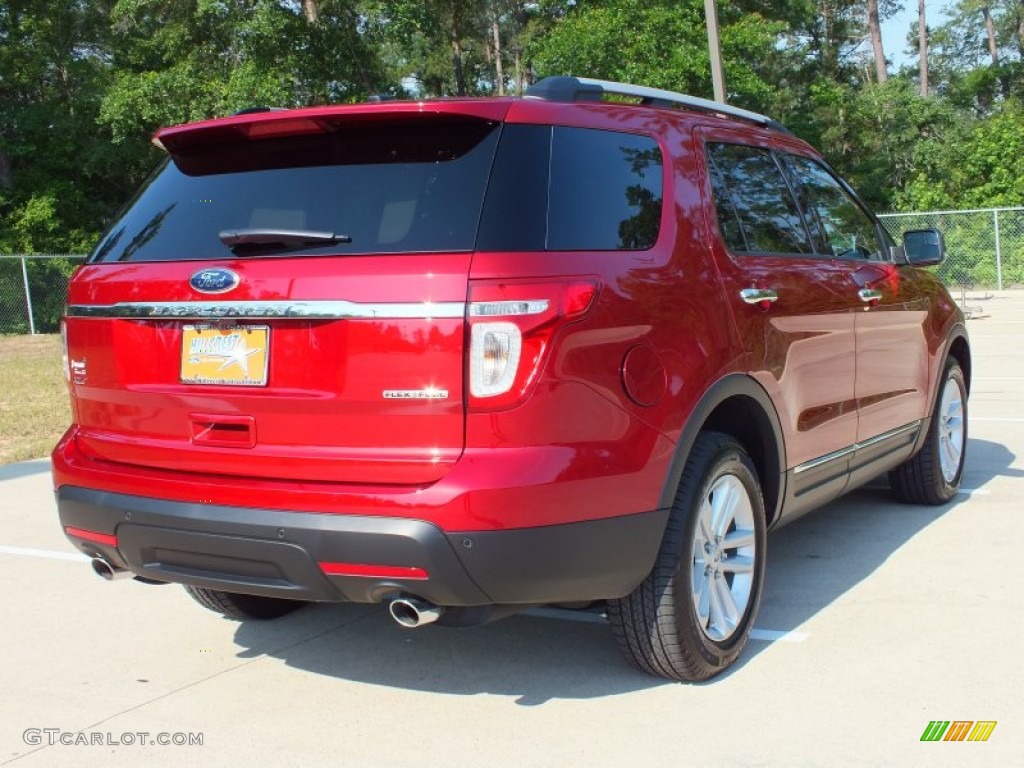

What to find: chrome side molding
left=793, top=421, right=922, bottom=475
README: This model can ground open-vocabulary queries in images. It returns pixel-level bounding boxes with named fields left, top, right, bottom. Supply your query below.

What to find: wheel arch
left=946, top=326, right=971, bottom=396
left=907, top=323, right=971, bottom=458
left=659, top=374, right=786, bottom=527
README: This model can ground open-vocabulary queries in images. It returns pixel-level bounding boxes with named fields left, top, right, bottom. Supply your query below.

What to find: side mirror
left=903, top=228, right=945, bottom=266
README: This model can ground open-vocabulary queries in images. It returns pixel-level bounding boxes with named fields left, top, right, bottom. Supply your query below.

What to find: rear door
left=697, top=130, right=860, bottom=509
left=64, top=109, right=506, bottom=485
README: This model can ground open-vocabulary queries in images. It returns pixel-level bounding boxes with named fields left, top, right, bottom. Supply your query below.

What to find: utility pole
left=918, top=0, right=929, bottom=96
left=704, top=0, right=726, bottom=102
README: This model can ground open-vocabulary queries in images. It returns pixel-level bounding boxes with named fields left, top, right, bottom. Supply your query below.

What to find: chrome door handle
left=858, top=288, right=882, bottom=304
left=740, top=288, right=778, bottom=305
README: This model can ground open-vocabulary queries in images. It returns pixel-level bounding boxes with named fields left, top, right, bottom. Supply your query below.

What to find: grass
left=0, top=334, right=70, bottom=464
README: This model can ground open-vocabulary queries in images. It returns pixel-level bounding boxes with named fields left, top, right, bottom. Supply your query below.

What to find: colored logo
left=189, top=268, right=240, bottom=294
left=921, top=721, right=997, bottom=742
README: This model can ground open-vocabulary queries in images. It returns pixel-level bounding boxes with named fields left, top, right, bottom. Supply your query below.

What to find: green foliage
left=100, top=0, right=383, bottom=141
left=528, top=0, right=785, bottom=111
left=897, top=99, right=1024, bottom=210
left=1, top=0, right=1024, bottom=288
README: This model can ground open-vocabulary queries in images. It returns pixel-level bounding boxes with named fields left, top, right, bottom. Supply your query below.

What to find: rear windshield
left=89, top=116, right=501, bottom=262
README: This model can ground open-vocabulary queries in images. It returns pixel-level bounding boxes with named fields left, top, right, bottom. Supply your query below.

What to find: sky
left=881, top=2, right=949, bottom=70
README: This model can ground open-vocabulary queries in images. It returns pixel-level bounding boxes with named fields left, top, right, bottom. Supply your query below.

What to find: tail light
left=467, top=280, right=598, bottom=410
left=60, top=319, right=70, bottom=384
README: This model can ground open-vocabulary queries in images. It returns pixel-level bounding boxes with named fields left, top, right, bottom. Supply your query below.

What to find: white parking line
left=958, top=488, right=991, bottom=496
left=973, top=376, right=1024, bottom=381
left=0, top=544, right=89, bottom=562
left=522, top=606, right=808, bottom=642
left=972, top=417, right=1024, bottom=422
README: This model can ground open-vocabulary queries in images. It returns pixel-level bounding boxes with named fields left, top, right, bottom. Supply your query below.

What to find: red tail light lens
left=467, top=280, right=598, bottom=410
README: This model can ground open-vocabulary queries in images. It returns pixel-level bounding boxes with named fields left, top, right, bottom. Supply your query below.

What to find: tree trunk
left=301, top=0, right=319, bottom=24
left=514, top=46, right=522, bottom=95
left=918, top=0, right=929, bottom=96
left=867, top=0, right=887, bottom=83
left=1017, top=1, right=1024, bottom=59
left=819, top=1, right=839, bottom=82
left=491, top=15, right=504, bottom=95
left=982, top=1, right=999, bottom=65
left=452, top=37, right=467, bottom=96
left=0, top=151, right=11, bottom=190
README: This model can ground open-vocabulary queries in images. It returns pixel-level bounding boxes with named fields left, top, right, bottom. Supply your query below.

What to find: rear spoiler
left=153, top=100, right=515, bottom=154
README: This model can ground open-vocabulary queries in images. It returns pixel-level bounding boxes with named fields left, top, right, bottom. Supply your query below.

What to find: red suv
left=54, top=76, right=970, bottom=681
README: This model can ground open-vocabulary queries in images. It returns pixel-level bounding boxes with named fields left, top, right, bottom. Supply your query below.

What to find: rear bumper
left=57, top=486, right=669, bottom=606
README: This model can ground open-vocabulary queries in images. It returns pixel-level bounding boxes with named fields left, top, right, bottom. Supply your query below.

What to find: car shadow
left=723, top=435, right=1019, bottom=678
left=231, top=602, right=663, bottom=705
left=0, top=458, right=51, bottom=481
left=229, top=436, right=1016, bottom=699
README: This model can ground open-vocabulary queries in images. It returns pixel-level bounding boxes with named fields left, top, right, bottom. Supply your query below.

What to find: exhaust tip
left=91, top=557, right=130, bottom=581
left=388, top=597, right=444, bottom=628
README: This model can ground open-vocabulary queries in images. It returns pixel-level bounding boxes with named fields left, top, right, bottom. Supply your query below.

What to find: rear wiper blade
left=218, top=228, right=352, bottom=252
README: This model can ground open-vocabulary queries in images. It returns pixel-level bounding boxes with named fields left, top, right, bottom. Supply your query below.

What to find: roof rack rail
left=524, top=76, right=790, bottom=134
left=231, top=107, right=286, bottom=116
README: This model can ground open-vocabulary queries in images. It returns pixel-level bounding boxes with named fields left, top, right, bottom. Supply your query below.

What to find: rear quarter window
left=547, top=127, right=663, bottom=251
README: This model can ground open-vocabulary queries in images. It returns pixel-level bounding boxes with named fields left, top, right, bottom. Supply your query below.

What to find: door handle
left=740, top=288, right=778, bottom=308
left=858, top=288, right=882, bottom=306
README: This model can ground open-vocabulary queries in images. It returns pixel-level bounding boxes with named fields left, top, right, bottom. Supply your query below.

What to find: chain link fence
left=2, top=208, right=1022, bottom=335
left=879, top=207, right=1024, bottom=290
left=0, top=255, right=86, bottom=335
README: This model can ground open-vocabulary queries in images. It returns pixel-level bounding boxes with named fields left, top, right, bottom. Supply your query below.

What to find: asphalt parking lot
left=2, top=291, right=1022, bottom=768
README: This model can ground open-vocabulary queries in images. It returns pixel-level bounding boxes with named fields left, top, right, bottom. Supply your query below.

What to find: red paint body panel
left=54, top=93, right=965, bottom=560
left=65, top=255, right=470, bottom=484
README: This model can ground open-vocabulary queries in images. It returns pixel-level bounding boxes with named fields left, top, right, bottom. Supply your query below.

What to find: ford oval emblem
left=189, top=268, right=240, bottom=294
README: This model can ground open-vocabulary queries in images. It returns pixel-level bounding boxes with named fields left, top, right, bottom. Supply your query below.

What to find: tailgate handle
left=190, top=414, right=256, bottom=448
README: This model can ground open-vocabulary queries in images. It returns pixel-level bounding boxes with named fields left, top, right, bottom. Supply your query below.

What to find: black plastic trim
left=57, top=486, right=491, bottom=605
left=658, top=374, right=786, bottom=524
left=907, top=323, right=969, bottom=457
left=846, top=423, right=920, bottom=490
left=57, top=487, right=669, bottom=607
left=449, top=508, right=670, bottom=604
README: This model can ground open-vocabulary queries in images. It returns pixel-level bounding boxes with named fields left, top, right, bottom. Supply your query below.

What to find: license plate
left=180, top=325, right=270, bottom=386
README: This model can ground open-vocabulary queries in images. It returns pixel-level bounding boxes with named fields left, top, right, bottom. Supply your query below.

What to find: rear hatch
left=64, top=104, right=510, bottom=485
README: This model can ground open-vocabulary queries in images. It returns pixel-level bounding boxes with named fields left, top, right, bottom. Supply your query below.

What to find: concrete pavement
left=2, top=291, right=1022, bottom=767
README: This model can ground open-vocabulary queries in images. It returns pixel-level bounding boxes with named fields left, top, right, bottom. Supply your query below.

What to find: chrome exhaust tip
left=388, top=596, right=445, bottom=628
left=91, top=556, right=132, bottom=581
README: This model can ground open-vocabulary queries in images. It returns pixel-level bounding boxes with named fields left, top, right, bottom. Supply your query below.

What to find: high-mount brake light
left=467, top=280, right=598, bottom=409
left=244, top=118, right=325, bottom=140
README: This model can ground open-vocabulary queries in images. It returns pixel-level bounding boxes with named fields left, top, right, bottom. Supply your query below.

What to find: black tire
left=183, top=585, right=306, bottom=620
left=889, top=359, right=968, bottom=505
left=609, top=431, right=767, bottom=682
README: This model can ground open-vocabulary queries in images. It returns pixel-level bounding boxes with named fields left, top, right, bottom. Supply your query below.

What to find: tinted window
left=784, top=156, right=886, bottom=260
left=707, top=143, right=813, bottom=256
left=547, top=128, right=663, bottom=251
left=90, top=117, right=501, bottom=262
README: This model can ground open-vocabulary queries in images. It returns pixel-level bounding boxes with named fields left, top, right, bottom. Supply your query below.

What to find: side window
left=706, top=143, right=814, bottom=256
left=784, top=156, right=885, bottom=260
left=547, top=127, right=663, bottom=251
